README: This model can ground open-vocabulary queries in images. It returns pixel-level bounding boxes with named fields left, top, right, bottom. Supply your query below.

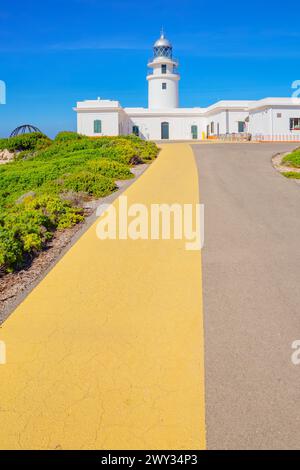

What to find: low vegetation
left=282, top=171, right=300, bottom=179
left=0, top=131, right=159, bottom=273
left=0, top=132, right=51, bottom=152
left=0, top=196, right=84, bottom=272
left=282, top=148, right=300, bottom=169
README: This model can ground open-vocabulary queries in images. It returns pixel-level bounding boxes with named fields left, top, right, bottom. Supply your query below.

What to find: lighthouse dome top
left=153, top=31, right=173, bottom=59
left=154, top=33, right=172, bottom=48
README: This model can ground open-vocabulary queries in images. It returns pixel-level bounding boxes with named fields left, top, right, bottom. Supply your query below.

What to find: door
left=191, top=125, right=198, bottom=139
left=161, top=122, right=169, bottom=140
left=238, top=121, right=245, bottom=133
left=132, top=125, right=139, bottom=136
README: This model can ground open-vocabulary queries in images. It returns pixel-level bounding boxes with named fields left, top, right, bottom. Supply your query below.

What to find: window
left=191, top=125, right=198, bottom=139
left=211, top=121, right=214, bottom=134
left=162, top=82, right=167, bottom=90
left=94, top=120, right=102, bottom=134
left=238, top=121, right=245, bottom=133
left=277, top=113, right=282, bottom=118
left=290, top=118, right=300, bottom=130
left=161, top=64, right=167, bottom=74
left=132, top=125, right=139, bottom=136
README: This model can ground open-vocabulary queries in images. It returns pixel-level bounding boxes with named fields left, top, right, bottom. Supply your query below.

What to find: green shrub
left=0, top=138, right=9, bottom=151
left=86, top=159, right=133, bottom=179
left=0, top=132, right=51, bottom=152
left=121, top=135, right=159, bottom=161
left=91, top=136, right=159, bottom=163
left=0, top=195, right=84, bottom=273
left=22, top=233, right=43, bottom=252
left=0, top=133, right=158, bottom=272
left=64, top=171, right=116, bottom=197
left=282, top=149, right=300, bottom=168
left=13, top=150, right=35, bottom=161
left=54, top=131, right=85, bottom=142
left=282, top=171, right=300, bottom=179
left=56, top=211, right=84, bottom=230
left=0, top=229, right=23, bottom=271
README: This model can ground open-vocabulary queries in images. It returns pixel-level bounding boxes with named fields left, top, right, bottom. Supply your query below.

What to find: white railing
left=252, top=134, right=300, bottom=142
left=216, top=133, right=252, bottom=142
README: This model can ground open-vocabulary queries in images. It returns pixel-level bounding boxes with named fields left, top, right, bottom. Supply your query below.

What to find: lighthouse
left=147, top=32, right=180, bottom=109
left=78, top=33, right=292, bottom=141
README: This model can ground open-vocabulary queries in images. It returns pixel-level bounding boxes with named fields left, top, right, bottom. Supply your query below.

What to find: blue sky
left=0, top=0, right=299, bottom=137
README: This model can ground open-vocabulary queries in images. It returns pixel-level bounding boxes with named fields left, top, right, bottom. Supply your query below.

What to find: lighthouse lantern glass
left=153, top=46, right=172, bottom=59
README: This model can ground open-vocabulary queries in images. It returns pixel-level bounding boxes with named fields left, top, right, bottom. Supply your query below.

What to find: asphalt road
left=193, top=143, right=300, bottom=449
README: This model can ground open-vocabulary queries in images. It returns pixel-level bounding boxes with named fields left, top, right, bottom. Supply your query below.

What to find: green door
left=238, top=121, right=245, bottom=133
left=161, top=122, right=169, bottom=140
left=191, top=125, right=198, bottom=139
left=132, top=125, right=139, bottom=136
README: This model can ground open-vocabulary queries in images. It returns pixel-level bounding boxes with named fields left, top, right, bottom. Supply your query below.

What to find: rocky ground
left=0, top=149, right=15, bottom=164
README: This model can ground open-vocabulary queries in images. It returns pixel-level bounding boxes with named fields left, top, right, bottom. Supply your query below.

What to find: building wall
left=204, top=111, right=226, bottom=136
left=270, top=107, right=300, bottom=135
left=148, top=77, right=179, bottom=109
left=75, top=105, right=300, bottom=140
left=126, top=115, right=206, bottom=140
left=206, top=110, right=249, bottom=135
left=118, top=110, right=130, bottom=135
left=249, top=106, right=300, bottom=137
left=248, top=109, right=271, bottom=136
left=77, top=111, right=119, bottom=136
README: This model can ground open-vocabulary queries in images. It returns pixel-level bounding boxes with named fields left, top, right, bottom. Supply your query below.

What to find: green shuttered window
left=94, top=120, right=102, bottom=133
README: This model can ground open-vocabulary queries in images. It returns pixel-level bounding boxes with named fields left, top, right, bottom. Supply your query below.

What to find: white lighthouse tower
left=147, top=31, right=180, bottom=109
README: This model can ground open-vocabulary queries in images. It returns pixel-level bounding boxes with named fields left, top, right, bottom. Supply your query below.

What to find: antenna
left=160, top=26, right=164, bottom=38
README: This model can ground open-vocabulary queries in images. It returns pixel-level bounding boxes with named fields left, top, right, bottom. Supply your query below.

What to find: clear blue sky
left=0, top=0, right=299, bottom=137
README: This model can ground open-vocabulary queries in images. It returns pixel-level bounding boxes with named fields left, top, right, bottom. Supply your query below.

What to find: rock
left=16, top=191, right=36, bottom=205
left=0, top=149, right=15, bottom=162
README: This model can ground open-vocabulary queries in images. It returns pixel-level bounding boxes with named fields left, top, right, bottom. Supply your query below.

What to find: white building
left=74, top=33, right=300, bottom=141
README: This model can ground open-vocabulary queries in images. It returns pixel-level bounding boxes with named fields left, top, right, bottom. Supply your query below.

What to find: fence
left=207, top=133, right=300, bottom=143
left=212, top=133, right=252, bottom=142
left=252, top=134, right=300, bottom=142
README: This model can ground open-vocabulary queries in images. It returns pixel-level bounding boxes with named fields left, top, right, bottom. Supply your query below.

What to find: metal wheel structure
left=10, top=124, right=42, bottom=137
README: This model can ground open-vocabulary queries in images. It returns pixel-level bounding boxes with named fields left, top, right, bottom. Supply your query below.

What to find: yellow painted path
left=0, top=144, right=206, bottom=450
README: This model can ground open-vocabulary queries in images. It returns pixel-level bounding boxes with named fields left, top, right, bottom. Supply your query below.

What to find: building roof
left=74, top=97, right=300, bottom=116
left=248, top=97, right=300, bottom=111
left=205, top=100, right=254, bottom=114
left=74, top=99, right=121, bottom=111
left=124, top=107, right=206, bottom=116
left=154, top=33, right=172, bottom=48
